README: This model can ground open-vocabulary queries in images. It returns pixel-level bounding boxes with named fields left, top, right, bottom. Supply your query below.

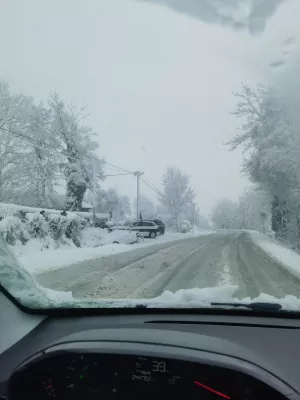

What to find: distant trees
left=134, top=195, right=156, bottom=219
left=211, top=199, right=237, bottom=229
left=237, top=189, right=270, bottom=232
left=158, top=167, right=195, bottom=231
left=87, top=187, right=131, bottom=219
left=211, top=190, right=270, bottom=232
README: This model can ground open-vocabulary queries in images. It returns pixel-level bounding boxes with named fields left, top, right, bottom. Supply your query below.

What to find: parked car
left=101, top=230, right=142, bottom=245
left=113, top=220, right=160, bottom=238
left=150, top=219, right=165, bottom=235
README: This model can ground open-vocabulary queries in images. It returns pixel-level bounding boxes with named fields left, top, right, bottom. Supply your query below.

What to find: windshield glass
left=2, top=0, right=300, bottom=311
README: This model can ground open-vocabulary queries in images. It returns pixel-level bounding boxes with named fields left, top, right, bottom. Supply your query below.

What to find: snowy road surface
left=37, top=231, right=300, bottom=300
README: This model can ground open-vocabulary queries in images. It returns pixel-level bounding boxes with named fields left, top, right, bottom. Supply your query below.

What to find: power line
left=141, top=177, right=164, bottom=197
left=141, top=178, right=159, bottom=195
left=140, top=177, right=169, bottom=201
left=0, top=126, right=61, bottom=155
left=103, top=161, right=133, bottom=174
left=0, top=125, right=133, bottom=178
left=103, top=172, right=133, bottom=177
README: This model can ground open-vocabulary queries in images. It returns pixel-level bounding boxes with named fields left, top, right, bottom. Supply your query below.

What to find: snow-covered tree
left=158, top=167, right=195, bottom=231
left=0, top=81, right=29, bottom=202
left=115, top=195, right=131, bottom=219
left=88, top=187, right=130, bottom=219
left=236, top=188, right=271, bottom=232
left=229, top=83, right=300, bottom=239
left=49, top=93, right=104, bottom=211
left=105, top=188, right=119, bottom=218
left=21, top=102, right=61, bottom=207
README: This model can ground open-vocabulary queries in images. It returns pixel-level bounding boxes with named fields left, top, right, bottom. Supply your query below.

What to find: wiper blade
left=211, top=302, right=282, bottom=311
left=133, top=302, right=282, bottom=311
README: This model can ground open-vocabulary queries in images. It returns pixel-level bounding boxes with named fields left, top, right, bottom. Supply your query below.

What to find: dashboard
left=9, top=352, right=288, bottom=400
left=1, top=291, right=300, bottom=400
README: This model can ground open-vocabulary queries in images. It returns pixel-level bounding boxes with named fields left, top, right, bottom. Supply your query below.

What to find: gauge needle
left=194, top=380, right=231, bottom=399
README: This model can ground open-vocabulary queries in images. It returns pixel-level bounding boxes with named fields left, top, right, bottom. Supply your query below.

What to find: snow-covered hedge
left=0, top=202, right=108, bottom=219
left=0, top=211, right=107, bottom=250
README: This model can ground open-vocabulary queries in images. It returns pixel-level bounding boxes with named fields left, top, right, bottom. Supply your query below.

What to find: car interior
left=1, top=288, right=300, bottom=400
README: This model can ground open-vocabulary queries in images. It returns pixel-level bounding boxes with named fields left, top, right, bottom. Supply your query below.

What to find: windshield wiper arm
left=134, top=302, right=282, bottom=311
left=211, top=302, right=282, bottom=311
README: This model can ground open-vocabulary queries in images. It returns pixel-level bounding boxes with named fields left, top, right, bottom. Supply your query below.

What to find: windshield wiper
left=211, top=302, right=282, bottom=311
left=134, top=302, right=282, bottom=311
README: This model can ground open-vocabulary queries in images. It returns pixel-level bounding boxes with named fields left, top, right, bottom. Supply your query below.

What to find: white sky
left=0, top=0, right=298, bottom=216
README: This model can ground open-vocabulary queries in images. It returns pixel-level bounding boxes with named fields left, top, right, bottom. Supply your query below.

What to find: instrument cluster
left=9, top=352, right=288, bottom=400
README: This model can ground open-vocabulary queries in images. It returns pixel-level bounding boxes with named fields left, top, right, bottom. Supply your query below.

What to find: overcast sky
left=1, top=0, right=299, bottom=216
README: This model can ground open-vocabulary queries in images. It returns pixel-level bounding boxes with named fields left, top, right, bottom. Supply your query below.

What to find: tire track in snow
left=73, top=239, right=206, bottom=298
left=38, top=237, right=204, bottom=293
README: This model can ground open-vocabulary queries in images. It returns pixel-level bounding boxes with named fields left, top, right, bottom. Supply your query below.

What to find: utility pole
left=92, top=158, right=96, bottom=224
left=134, top=171, right=144, bottom=220
left=193, top=202, right=196, bottom=228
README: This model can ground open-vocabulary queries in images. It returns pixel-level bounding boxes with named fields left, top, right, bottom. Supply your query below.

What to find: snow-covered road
left=37, top=231, right=300, bottom=300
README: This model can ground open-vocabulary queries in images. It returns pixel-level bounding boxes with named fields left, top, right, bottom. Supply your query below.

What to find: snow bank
left=18, top=243, right=130, bottom=275
left=0, top=202, right=108, bottom=219
left=80, top=227, right=107, bottom=247
left=250, top=231, right=300, bottom=281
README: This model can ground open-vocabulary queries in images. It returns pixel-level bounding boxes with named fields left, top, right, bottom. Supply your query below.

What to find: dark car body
left=151, top=219, right=165, bottom=235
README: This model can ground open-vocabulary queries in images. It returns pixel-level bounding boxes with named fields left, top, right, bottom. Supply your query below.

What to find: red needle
left=194, top=380, right=231, bottom=399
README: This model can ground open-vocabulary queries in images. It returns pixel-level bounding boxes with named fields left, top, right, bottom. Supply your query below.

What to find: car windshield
left=2, top=0, right=300, bottom=312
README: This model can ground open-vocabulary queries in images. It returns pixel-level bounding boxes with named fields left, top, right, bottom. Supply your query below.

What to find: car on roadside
left=113, top=220, right=160, bottom=238
left=149, top=219, right=165, bottom=235
left=101, top=230, right=143, bottom=245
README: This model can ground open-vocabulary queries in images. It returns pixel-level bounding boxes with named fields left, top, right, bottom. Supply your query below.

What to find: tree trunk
left=66, top=181, right=86, bottom=211
left=271, top=195, right=282, bottom=238
left=38, top=170, right=47, bottom=208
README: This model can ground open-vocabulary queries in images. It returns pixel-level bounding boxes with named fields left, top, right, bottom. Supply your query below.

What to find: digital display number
left=152, top=361, right=167, bottom=373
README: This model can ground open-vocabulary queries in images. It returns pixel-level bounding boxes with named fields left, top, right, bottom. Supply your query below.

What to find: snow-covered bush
left=80, top=227, right=107, bottom=247
left=48, top=214, right=68, bottom=243
left=64, top=214, right=83, bottom=247
left=26, top=213, right=49, bottom=239
left=0, top=216, right=30, bottom=246
left=0, top=208, right=107, bottom=252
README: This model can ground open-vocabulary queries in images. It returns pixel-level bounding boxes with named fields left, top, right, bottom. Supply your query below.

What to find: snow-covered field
left=15, top=230, right=216, bottom=276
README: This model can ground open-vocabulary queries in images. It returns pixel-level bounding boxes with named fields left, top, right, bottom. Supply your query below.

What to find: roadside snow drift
left=250, top=231, right=300, bottom=281
left=17, top=230, right=216, bottom=275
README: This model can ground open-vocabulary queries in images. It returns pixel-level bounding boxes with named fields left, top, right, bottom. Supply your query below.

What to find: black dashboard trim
left=145, top=320, right=300, bottom=329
